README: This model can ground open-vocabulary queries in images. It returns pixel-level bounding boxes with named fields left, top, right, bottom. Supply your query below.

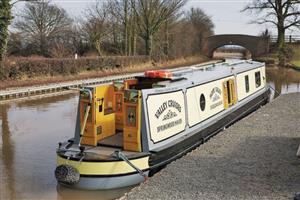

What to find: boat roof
left=152, top=60, right=264, bottom=88
left=85, top=60, right=264, bottom=89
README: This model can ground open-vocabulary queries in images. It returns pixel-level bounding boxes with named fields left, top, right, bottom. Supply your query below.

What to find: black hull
left=148, top=88, right=270, bottom=174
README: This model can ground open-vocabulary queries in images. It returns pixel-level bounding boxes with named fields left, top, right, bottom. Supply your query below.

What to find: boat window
left=245, top=75, right=249, bottom=93
left=115, top=94, right=123, bottom=112
left=199, top=94, right=206, bottom=111
left=124, top=90, right=138, bottom=103
left=255, top=71, right=261, bottom=88
left=227, top=81, right=231, bottom=105
left=126, top=106, right=136, bottom=127
left=98, top=98, right=104, bottom=113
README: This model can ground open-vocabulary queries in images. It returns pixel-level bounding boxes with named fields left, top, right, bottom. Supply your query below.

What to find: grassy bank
left=290, top=44, right=300, bottom=69
left=254, top=53, right=278, bottom=65
left=255, top=44, right=300, bottom=68
left=0, top=56, right=209, bottom=90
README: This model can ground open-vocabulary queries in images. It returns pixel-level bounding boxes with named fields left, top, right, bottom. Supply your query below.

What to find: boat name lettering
left=155, top=100, right=181, bottom=119
left=157, top=119, right=182, bottom=133
left=210, top=100, right=223, bottom=109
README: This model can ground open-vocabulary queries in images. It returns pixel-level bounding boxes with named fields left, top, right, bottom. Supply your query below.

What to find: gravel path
left=124, top=93, right=300, bottom=200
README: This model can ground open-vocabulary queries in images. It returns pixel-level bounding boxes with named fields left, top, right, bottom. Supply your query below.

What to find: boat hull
left=59, top=171, right=149, bottom=190
left=149, top=87, right=270, bottom=171
left=56, top=155, right=149, bottom=190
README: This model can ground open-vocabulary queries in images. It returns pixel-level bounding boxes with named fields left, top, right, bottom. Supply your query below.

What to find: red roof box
left=144, top=70, right=172, bottom=79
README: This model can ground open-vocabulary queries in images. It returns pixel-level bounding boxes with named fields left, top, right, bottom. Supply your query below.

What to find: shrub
left=0, top=56, right=150, bottom=80
left=278, top=46, right=294, bottom=67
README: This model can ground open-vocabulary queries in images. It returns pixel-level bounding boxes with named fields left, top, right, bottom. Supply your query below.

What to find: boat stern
left=55, top=142, right=150, bottom=190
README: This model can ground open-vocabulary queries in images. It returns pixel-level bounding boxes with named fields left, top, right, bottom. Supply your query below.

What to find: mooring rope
left=268, top=85, right=281, bottom=96
left=115, top=150, right=148, bottom=181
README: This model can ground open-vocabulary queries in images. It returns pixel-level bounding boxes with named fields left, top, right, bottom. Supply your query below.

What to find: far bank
left=255, top=44, right=300, bottom=70
left=0, top=56, right=209, bottom=90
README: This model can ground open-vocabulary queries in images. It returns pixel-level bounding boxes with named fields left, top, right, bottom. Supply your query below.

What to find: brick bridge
left=202, top=34, right=269, bottom=58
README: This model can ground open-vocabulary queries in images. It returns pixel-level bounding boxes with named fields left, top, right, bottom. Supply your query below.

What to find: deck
left=123, top=93, right=300, bottom=200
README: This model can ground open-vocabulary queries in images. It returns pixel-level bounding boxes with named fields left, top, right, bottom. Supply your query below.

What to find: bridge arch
left=202, top=34, right=269, bottom=58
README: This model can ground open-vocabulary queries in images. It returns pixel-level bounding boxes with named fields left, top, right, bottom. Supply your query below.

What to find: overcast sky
left=13, top=0, right=299, bottom=36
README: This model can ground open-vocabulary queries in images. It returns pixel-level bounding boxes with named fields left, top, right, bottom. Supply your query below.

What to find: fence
left=270, top=35, right=300, bottom=43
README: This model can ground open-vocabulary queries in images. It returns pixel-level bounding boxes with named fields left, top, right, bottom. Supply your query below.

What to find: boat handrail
left=80, top=88, right=93, bottom=104
left=78, top=88, right=92, bottom=147
left=226, top=59, right=254, bottom=66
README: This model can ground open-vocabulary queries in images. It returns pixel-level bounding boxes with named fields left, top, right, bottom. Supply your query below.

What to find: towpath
left=123, top=93, right=300, bottom=200
left=0, top=60, right=220, bottom=103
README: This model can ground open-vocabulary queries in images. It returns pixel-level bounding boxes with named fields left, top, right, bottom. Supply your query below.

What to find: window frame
left=199, top=94, right=206, bottom=111
left=255, top=71, right=261, bottom=88
left=245, top=75, right=250, bottom=93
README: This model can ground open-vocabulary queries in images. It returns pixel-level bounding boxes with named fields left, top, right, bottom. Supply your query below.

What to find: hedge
left=0, top=56, right=150, bottom=80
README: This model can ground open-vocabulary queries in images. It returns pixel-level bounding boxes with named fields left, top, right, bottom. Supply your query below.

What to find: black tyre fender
left=55, top=165, right=80, bottom=185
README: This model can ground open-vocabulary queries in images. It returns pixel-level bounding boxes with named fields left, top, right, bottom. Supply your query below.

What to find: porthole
left=199, top=94, right=206, bottom=111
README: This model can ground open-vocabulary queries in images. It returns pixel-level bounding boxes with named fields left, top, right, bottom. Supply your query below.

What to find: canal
left=0, top=66, right=299, bottom=200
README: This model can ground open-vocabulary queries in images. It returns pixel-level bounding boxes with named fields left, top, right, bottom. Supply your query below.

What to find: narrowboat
left=55, top=60, right=270, bottom=190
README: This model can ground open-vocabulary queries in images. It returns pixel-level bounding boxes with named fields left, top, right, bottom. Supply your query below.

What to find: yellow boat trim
left=57, top=156, right=149, bottom=175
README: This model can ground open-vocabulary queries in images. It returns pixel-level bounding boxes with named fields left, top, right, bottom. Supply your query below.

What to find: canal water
left=0, top=67, right=299, bottom=200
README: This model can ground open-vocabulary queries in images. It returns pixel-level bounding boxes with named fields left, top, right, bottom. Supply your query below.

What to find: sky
left=13, top=0, right=299, bottom=36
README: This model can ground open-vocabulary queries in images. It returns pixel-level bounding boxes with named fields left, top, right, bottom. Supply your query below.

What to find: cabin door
left=223, top=79, right=237, bottom=109
left=123, top=90, right=142, bottom=152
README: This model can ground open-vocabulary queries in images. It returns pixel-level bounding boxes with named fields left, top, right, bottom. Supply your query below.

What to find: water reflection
left=1, top=104, right=18, bottom=200
left=267, top=67, right=300, bottom=98
left=0, top=93, right=132, bottom=200
left=56, top=185, right=134, bottom=200
left=0, top=67, right=299, bottom=200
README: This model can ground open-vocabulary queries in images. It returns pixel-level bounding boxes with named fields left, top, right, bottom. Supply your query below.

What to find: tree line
left=243, top=0, right=300, bottom=66
left=4, top=0, right=214, bottom=60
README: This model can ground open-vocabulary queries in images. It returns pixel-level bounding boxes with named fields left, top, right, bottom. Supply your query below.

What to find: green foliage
left=0, top=0, right=12, bottom=61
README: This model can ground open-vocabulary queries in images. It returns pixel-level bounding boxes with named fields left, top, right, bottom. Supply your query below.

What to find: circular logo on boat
left=200, top=94, right=206, bottom=111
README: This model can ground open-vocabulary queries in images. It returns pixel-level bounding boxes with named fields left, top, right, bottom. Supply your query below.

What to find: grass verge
left=0, top=56, right=210, bottom=90
left=289, top=44, right=300, bottom=68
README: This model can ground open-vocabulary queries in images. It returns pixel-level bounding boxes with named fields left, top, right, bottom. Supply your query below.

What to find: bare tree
left=186, top=7, right=214, bottom=53
left=7, top=32, right=22, bottom=56
left=107, top=0, right=139, bottom=55
left=83, top=1, right=111, bottom=56
left=165, top=8, right=214, bottom=58
left=243, top=0, right=300, bottom=49
left=108, top=0, right=129, bottom=55
left=14, top=0, right=73, bottom=56
left=132, top=0, right=186, bottom=56
left=69, top=23, right=89, bottom=56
